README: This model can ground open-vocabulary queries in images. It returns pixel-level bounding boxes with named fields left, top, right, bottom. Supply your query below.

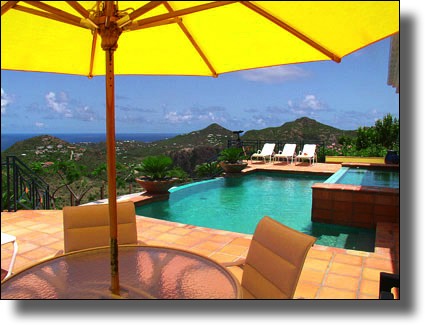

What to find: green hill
left=242, top=117, right=356, bottom=143
left=2, top=118, right=356, bottom=169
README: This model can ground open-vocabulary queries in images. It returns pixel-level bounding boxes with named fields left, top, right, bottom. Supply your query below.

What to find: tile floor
left=1, top=162, right=399, bottom=299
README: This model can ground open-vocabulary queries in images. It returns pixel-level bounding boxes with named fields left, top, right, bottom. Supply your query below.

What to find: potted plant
left=135, top=155, right=186, bottom=194
left=218, top=147, right=248, bottom=173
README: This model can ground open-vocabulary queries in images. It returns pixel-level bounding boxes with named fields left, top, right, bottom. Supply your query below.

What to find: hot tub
left=311, top=164, right=399, bottom=229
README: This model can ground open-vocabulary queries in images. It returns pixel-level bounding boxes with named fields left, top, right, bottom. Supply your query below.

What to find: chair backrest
left=261, top=143, right=276, bottom=155
left=63, top=201, right=138, bottom=253
left=301, top=144, right=316, bottom=156
left=241, top=216, right=316, bottom=299
left=281, top=144, right=296, bottom=156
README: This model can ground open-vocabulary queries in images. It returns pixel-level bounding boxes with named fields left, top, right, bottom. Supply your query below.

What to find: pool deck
left=1, top=162, right=399, bottom=299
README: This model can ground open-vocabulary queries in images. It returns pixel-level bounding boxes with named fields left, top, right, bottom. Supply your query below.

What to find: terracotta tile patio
left=1, top=162, right=399, bottom=299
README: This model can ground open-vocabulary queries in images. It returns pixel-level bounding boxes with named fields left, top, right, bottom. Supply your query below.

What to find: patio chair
left=250, top=143, right=276, bottom=163
left=273, top=143, right=297, bottom=164
left=222, top=216, right=316, bottom=299
left=379, top=272, right=400, bottom=299
left=62, top=201, right=142, bottom=253
left=295, top=144, right=317, bottom=165
left=1, top=232, right=18, bottom=280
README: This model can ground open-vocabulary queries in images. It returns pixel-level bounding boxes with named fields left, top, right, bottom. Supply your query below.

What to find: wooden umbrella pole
left=105, top=46, right=119, bottom=295
left=99, top=7, right=122, bottom=295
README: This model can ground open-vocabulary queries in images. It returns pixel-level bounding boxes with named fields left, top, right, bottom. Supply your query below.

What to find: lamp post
left=232, top=130, right=244, bottom=148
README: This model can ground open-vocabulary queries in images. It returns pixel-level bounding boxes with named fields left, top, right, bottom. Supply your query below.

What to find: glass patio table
left=1, top=245, right=241, bottom=299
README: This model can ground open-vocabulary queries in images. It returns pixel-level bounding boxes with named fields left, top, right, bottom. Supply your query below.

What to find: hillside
left=2, top=118, right=355, bottom=169
left=242, top=117, right=356, bottom=143
left=1, top=124, right=234, bottom=169
left=1, top=135, right=105, bottom=170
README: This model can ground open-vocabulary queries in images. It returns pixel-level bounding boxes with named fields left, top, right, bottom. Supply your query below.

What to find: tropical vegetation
left=218, top=147, right=246, bottom=164
left=135, top=155, right=188, bottom=181
left=2, top=114, right=399, bottom=210
left=321, top=114, right=399, bottom=158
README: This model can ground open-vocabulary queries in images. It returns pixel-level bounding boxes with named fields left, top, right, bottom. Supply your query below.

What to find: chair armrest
left=221, top=257, right=246, bottom=268
left=55, top=249, right=64, bottom=256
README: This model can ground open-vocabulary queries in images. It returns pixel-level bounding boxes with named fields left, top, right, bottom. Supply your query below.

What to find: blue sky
left=1, top=30, right=398, bottom=136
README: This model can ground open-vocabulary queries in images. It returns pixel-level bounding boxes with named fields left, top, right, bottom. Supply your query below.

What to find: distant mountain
left=1, top=134, right=105, bottom=168
left=154, top=123, right=234, bottom=148
left=242, top=117, right=357, bottom=143
left=1, top=118, right=356, bottom=169
left=1, top=124, right=234, bottom=169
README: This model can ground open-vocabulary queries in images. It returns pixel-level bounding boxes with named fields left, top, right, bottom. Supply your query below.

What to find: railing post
left=12, top=157, right=18, bottom=211
left=2, top=156, right=51, bottom=211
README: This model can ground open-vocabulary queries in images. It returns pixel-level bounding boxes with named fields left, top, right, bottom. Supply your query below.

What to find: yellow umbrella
left=1, top=1, right=399, bottom=296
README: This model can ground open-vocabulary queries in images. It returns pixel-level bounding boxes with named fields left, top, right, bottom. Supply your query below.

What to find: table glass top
left=1, top=245, right=240, bottom=299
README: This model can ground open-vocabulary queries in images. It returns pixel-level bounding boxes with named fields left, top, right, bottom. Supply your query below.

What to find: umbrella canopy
left=2, top=1, right=399, bottom=77
left=1, top=1, right=399, bottom=297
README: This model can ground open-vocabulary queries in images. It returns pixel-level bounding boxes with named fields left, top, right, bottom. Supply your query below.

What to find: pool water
left=326, top=167, right=399, bottom=188
left=136, top=172, right=376, bottom=251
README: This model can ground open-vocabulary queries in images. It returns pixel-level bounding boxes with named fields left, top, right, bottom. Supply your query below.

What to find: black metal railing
left=1, top=156, right=50, bottom=211
left=227, top=139, right=326, bottom=162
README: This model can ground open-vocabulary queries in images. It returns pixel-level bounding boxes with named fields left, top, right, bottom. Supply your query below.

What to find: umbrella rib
left=132, top=1, right=236, bottom=30
left=1, top=1, right=19, bottom=16
left=13, top=4, right=83, bottom=28
left=242, top=2, right=342, bottom=63
left=128, top=1, right=165, bottom=21
left=163, top=2, right=218, bottom=77
left=88, top=31, right=98, bottom=78
left=127, top=17, right=182, bottom=31
left=21, top=1, right=85, bottom=27
left=66, top=1, right=91, bottom=19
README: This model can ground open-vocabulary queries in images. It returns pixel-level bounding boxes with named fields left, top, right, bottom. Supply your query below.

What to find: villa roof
left=387, top=33, right=400, bottom=93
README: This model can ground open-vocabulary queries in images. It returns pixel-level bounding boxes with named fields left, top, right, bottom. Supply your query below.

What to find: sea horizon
left=1, top=132, right=180, bottom=152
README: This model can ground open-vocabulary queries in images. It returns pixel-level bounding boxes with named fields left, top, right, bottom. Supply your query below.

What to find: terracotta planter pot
left=219, top=161, right=248, bottom=173
left=384, top=150, right=399, bottom=165
left=135, top=178, right=178, bottom=194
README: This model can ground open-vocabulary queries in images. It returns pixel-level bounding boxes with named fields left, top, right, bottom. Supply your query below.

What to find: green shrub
left=218, top=148, right=246, bottom=163
left=135, top=155, right=187, bottom=181
left=195, top=161, right=222, bottom=178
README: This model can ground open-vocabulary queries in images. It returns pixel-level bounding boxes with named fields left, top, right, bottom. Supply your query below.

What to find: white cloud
left=1, top=88, right=13, bottom=115
left=44, top=91, right=98, bottom=122
left=76, top=105, right=96, bottom=121
left=45, top=91, right=73, bottom=117
left=35, top=121, right=45, bottom=128
left=164, top=106, right=228, bottom=125
left=301, top=94, right=322, bottom=110
left=165, top=111, right=193, bottom=123
left=239, top=66, right=309, bottom=84
left=288, top=94, right=327, bottom=115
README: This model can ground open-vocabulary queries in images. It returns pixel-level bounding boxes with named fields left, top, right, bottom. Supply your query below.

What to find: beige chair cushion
left=240, top=216, right=316, bottom=299
left=63, top=201, right=138, bottom=253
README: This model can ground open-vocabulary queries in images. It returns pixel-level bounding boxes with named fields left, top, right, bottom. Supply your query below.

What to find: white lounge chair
left=250, top=143, right=275, bottom=163
left=274, top=144, right=297, bottom=164
left=1, top=232, right=18, bottom=280
left=296, top=144, right=317, bottom=165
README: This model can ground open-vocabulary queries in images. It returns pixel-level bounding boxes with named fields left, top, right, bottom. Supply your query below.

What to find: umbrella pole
left=105, top=47, right=120, bottom=296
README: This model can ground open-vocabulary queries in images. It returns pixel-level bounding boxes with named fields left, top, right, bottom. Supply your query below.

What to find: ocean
left=1, top=133, right=179, bottom=152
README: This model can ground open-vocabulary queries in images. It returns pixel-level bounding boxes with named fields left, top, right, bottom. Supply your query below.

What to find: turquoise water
left=326, top=167, right=399, bottom=188
left=136, top=172, right=375, bottom=251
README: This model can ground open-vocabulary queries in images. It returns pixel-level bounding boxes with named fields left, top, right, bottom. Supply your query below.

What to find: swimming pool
left=325, top=166, right=399, bottom=188
left=136, top=172, right=376, bottom=251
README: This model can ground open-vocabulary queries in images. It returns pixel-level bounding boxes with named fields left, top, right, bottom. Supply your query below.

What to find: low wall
left=311, top=183, right=399, bottom=229
left=325, top=156, right=385, bottom=164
